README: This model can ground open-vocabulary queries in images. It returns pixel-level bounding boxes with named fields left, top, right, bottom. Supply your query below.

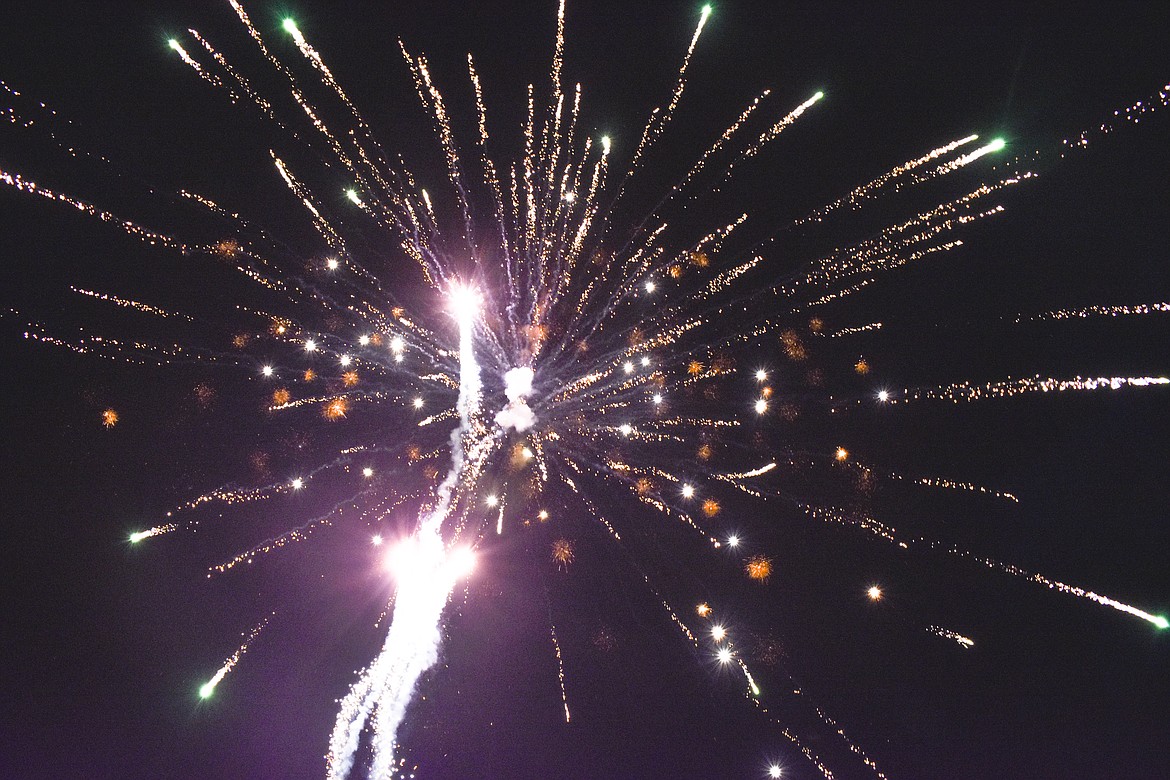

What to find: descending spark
left=888, top=472, right=1019, bottom=503
left=199, top=613, right=274, bottom=699
left=71, top=287, right=194, bottom=321
left=961, top=552, right=1169, bottom=630
left=128, top=525, right=175, bottom=544
left=720, top=462, right=777, bottom=480
left=549, top=620, right=571, bottom=723
left=798, top=135, right=981, bottom=224
left=927, top=625, right=975, bottom=649
left=827, top=322, right=883, bottom=338
left=805, top=505, right=1167, bottom=629
left=895, top=374, right=1170, bottom=403
left=1014, top=302, right=1170, bottom=323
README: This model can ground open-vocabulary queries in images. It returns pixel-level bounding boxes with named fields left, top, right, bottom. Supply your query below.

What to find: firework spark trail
left=198, top=613, right=274, bottom=699
left=797, top=135, right=981, bottom=224
left=927, top=625, right=975, bottom=648
left=546, top=607, right=571, bottom=723
left=328, top=288, right=488, bottom=780
left=624, top=4, right=712, bottom=178
left=1013, top=302, right=1170, bottom=323
left=959, top=552, right=1170, bottom=629
left=827, top=321, right=883, bottom=338
left=886, top=472, right=1019, bottom=503
left=893, top=374, right=1170, bottom=403
left=802, top=505, right=1168, bottom=629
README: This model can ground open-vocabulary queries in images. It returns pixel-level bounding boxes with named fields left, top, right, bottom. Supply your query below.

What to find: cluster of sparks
left=3, top=2, right=1169, bottom=778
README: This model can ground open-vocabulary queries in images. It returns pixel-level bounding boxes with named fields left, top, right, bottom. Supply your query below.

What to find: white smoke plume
left=495, top=366, right=536, bottom=432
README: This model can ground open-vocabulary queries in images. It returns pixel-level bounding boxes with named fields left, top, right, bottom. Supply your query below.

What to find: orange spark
left=745, top=554, right=773, bottom=582
left=322, top=398, right=348, bottom=420
left=214, top=238, right=240, bottom=258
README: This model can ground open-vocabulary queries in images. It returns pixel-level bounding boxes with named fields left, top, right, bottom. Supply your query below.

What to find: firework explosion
left=2, top=2, right=1169, bottom=778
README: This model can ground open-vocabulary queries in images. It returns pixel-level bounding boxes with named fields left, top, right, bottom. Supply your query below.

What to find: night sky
left=2, top=2, right=1169, bottom=779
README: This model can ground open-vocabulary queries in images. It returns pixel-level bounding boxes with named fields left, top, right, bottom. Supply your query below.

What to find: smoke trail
left=328, top=288, right=484, bottom=780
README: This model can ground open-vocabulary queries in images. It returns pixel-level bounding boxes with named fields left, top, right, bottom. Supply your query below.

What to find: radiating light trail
left=199, top=613, right=273, bottom=699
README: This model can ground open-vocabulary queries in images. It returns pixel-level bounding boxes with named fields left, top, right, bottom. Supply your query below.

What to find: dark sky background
left=1, top=2, right=1169, bottom=779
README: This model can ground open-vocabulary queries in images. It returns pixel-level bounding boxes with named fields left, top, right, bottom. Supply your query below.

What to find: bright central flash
left=447, top=283, right=482, bottom=321
left=385, top=539, right=476, bottom=583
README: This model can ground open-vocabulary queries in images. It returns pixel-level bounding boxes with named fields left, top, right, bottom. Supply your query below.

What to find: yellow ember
left=342, top=370, right=359, bottom=387
left=702, top=498, right=721, bottom=517
left=101, top=408, right=119, bottom=428
left=780, top=329, right=807, bottom=361
left=551, top=539, right=575, bottom=569
left=854, top=358, right=870, bottom=375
